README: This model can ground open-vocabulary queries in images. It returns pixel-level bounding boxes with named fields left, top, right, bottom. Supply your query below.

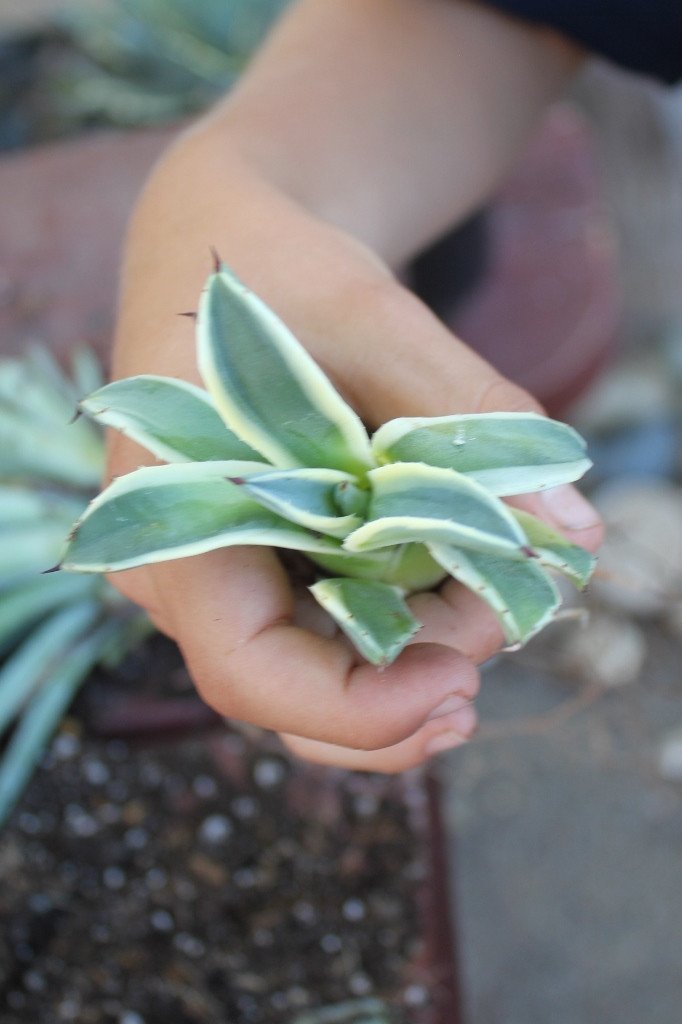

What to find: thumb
left=312, top=275, right=603, bottom=550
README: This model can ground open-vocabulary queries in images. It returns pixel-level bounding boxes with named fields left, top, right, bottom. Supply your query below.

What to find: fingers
left=317, top=276, right=544, bottom=427
left=508, top=488, right=604, bottom=552
left=147, top=544, right=479, bottom=751
left=408, top=586, right=504, bottom=665
left=309, top=279, right=602, bottom=543
left=279, top=699, right=477, bottom=773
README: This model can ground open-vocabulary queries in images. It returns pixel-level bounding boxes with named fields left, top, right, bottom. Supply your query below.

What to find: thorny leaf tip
left=209, top=245, right=222, bottom=274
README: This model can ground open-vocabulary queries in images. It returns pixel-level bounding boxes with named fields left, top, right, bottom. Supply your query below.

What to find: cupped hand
left=105, top=128, right=602, bottom=773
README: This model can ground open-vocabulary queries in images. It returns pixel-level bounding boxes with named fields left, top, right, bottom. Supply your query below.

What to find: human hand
left=104, top=0, right=595, bottom=771
left=104, top=126, right=602, bottom=773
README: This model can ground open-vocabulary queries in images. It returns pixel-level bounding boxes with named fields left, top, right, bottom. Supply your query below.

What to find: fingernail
left=425, top=728, right=467, bottom=757
left=540, top=485, right=601, bottom=531
left=450, top=703, right=478, bottom=738
left=425, top=705, right=478, bottom=758
left=426, top=693, right=472, bottom=722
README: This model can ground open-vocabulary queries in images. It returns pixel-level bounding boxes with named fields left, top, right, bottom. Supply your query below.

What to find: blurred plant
left=49, top=0, right=292, bottom=133
left=291, top=998, right=397, bottom=1024
left=60, top=260, right=595, bottom=666
left=0, top=0, right=292, bottom=148
left=0, top=346, right=151, bottom=827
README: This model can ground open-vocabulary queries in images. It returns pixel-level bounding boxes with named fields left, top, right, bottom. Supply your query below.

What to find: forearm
left=115, top=0, right=583, bottom=389
left=201, top=0, right=584, bottom=263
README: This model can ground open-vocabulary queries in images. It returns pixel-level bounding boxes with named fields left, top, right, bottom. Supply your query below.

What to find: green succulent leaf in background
left=0, top=347, right=152, bottom=828
left=61, top=260, right=596, bottom=667
left=44, top=0, right=293, bottom=136
left=291, top=998, right=397, bottom=1024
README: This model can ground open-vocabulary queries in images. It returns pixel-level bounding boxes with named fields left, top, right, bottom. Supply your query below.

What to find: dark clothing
left=483, top=0, right=682, bottom=83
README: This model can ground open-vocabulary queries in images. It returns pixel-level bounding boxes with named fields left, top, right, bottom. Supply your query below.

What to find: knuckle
left=346, top=718, right=412, bottom=752
left=182, top=650, right=244, bottom=721
left=473, top=376, right=544, bottom=416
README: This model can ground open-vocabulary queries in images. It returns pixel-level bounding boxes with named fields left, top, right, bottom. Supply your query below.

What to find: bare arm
left=208, top=0, right=583, bottom=262
left=109, top=0, right=599, bottom=773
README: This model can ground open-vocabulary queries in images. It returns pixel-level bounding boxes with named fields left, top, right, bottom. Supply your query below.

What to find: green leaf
left=310, top=578, right=421, bottom=666
left=0, top=400, right=103, bottom=488
left=0, top=486, right=81, bottom=525
left=0, top=601, right=100, bottom=734
left=0, top=350, right=75, bottom=425
left=510, top=508, right=596, bottom=588
left=71, top=346, right=105, bottom=397
left=80, top=375, right=266, bottom=464
left=429, top=543, right=561, bottom=645
left=311, top=543, right=447, bottom=592
left=292, top=998, right=392, bottom=1024
left=197, top=264, right=373, bottom=473
left=344, top=463, right=530, bottom=558
left=0, top=619, right=124, bottom=828
left=62, top=461, right=343, bottom=572
left=230, top=467, right=362, bottom=539
left=372, top=412, right=591, bottom=494
left=0, top=574, right=98, bottom=653
left=0, top=523, right=79, bottom=578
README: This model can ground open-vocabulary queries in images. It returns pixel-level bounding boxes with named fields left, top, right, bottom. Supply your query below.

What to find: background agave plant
left=0, top=0, right=291, bottom=148
left=61, top=261, right=596, bottom=666
left=0, top=346, right=150, bottom=827
left=291, top=998, right=395, bottom=1024
left=51, top=0, right=291, bottom=130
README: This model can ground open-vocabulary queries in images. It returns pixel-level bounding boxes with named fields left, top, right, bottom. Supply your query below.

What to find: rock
left=591, top=480, right=682, bottom=616
left=571, top=353, right=674, bottom=433
left=657, top=726, right=682, bottom=781
left=554, top=611, right=647, bottom=687
left=664, top=600, right=682, bottom=638
left=586, top=418, right=678, bottom=484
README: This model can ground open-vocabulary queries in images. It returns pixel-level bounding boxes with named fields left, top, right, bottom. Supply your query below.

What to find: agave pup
left=61, top=261, right=595, bottom=665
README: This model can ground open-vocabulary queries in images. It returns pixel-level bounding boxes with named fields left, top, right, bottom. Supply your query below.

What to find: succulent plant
left=43, top=0, right=291, bottom=136
left=291, top=998, right=396, bottom=1024
left=60, top=260, right=595, bottom=668
left=0, top=346, right=151, bottom=827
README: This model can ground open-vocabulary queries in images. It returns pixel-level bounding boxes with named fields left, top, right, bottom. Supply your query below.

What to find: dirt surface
left=0, top=637, right=440, bottom=1024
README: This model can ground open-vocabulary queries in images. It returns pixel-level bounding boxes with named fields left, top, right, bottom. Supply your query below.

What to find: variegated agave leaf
left=62, top=462, right=344, bottom=573
left=197, top=263, right=374, bottom=474
left=310, top=578, right=421, bottom=666
left=372, top=412, right=591, bottom=495
left=62, top=260, right=597, bottom=666
left=226, top=468, right=363, bottom=539
left=509, top=507, right=595, bottom=588
left=428, top=543, right=561, bottom=646
left=79, top=375, right=266, bottom=464
left=0, top=349, right=102, bottom=488
left=0, top=347, right=152, bottom=828
left=344, top=463, right=530, bottom=559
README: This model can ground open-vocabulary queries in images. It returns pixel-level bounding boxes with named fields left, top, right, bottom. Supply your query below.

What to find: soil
left=0, top=636, right=447, bottom=1024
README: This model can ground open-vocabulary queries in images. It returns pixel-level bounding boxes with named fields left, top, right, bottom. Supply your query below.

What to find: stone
left=554, top=610, right=647, bottom=687
left=571, top=353, right=674, bottom=432
left=590, top=481, right=682, bottom=616
left=657, top=726, right=682, bottom=781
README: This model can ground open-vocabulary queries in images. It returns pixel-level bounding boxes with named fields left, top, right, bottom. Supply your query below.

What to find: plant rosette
left=60, top=260, right=596, bottom=666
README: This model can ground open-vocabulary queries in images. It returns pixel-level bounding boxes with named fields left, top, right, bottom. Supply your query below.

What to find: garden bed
left=0, top=635, right=456, bottom=1023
